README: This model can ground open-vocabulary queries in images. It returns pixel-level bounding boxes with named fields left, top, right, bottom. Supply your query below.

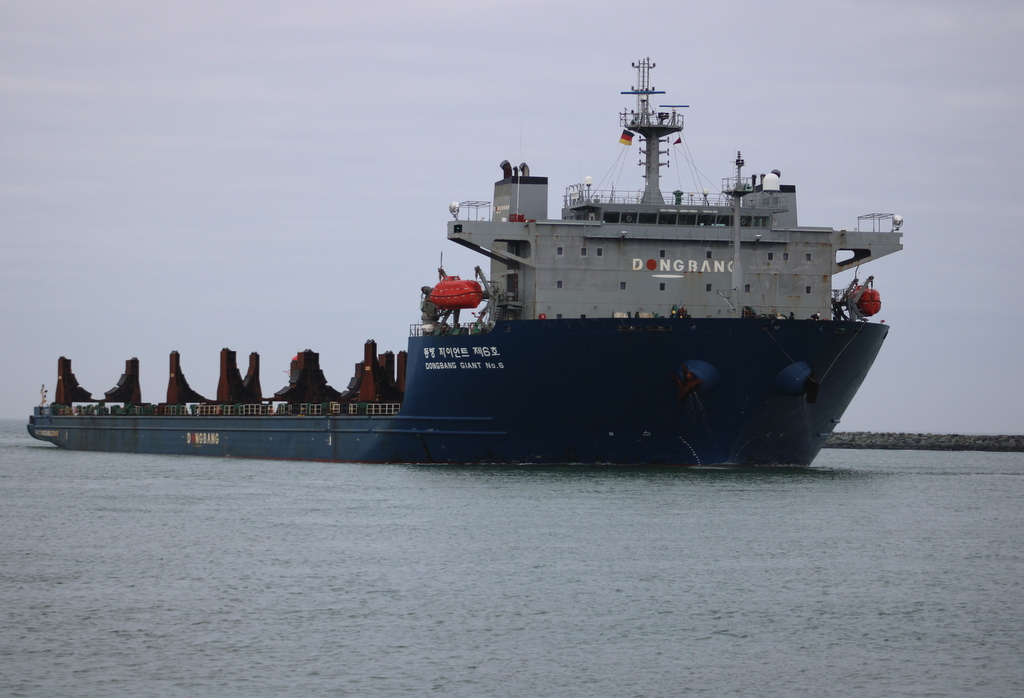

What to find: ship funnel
left=493, top=162, right=548, bottom=222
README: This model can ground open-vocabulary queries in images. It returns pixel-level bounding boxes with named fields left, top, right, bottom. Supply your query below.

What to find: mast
left=725, top=151, right=753, bottom=317
left=620, top=58, right=685, bottom=204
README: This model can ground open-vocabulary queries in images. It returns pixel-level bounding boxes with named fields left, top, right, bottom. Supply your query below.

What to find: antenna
left=620, top=58, right=685, bottom=204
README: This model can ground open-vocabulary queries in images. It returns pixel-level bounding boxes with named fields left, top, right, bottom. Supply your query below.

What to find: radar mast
left=620, top=58, right=685, bottom=204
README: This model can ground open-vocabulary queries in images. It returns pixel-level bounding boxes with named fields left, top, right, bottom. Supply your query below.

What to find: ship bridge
left=448, top=167, right=901, bottom=324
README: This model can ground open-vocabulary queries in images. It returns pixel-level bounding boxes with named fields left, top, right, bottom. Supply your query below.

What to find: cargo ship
left=28, top=58, right=903, bottom=465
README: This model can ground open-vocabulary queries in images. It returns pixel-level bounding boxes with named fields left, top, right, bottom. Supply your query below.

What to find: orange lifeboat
left=430, top=276, right=484, bottom=310
left=856, top=287, right=881, bottom=316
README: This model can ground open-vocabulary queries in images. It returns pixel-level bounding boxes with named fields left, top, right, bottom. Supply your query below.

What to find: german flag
left=619, top=130, right=634, bottom=146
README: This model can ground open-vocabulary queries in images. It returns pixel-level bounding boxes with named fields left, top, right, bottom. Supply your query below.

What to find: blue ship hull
left=28, top=318, right=887, bottom=465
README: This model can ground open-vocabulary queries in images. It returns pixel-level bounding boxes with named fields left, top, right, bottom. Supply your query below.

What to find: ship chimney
left=493, top=161, right=548, bottom=222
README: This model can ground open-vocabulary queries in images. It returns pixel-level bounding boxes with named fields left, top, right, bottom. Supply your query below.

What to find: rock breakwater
left=825, top=432, right=1024, bottom=452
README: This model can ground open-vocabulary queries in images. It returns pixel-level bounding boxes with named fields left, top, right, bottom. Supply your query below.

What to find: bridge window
left=603, top=211, right=620, bottom=223
left=639, top=213, right=658, bottom=225
left=698, top=213, right=732, bottom=226
left=658, top=212, right=676, bottom=225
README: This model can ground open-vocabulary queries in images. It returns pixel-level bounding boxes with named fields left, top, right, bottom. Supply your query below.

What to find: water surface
left=2, top=421, right=1022, bottom=696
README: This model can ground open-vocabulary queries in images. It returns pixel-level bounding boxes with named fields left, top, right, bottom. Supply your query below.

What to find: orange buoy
left=430, top=276, right=484, bottom=310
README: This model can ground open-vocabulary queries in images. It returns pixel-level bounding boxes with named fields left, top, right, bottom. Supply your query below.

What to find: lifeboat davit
left=430, top=276, right=484, bottom=310
left=855, top=287, right=881, bottom=316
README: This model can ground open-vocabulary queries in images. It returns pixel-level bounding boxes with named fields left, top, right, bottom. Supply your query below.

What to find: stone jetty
left=824, top=432, right=1024, bottom=452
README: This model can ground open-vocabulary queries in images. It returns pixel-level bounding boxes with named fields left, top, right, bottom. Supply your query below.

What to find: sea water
left=1, top=420, right=1022, bottom=697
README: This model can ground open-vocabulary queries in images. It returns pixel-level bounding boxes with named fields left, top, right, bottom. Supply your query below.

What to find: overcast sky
left=2, top=0, right=1022, bottom=434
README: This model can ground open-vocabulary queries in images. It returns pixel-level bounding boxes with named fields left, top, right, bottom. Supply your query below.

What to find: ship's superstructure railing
left=621, top=107, right=684, bottom=131
left=564, top=185, right=733, bottom=208
left=452, top=200, right=492, bottom=221
left=857, top=213, right=904, bottom=233
left=409, top=321, right=492, bottom=337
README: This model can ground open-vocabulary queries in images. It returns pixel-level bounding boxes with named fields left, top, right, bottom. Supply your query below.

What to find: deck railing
left=43, top=402, right=402, bottom=417
left=564, top=186, right=733, bottom=208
